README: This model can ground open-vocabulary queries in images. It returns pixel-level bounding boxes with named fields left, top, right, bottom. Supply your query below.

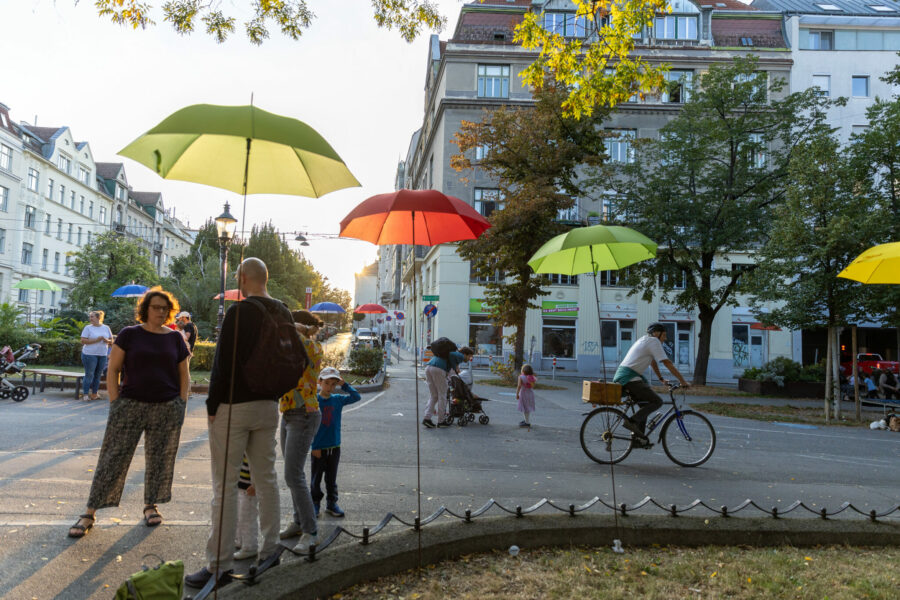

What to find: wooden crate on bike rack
left=582, top=380, right=622, bottom=405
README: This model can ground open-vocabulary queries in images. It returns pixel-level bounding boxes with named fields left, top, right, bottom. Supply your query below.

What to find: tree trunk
left=693, top=307, right=715, bottom=386
left=832, top=327, right=842, bottom=420
left=513, top=319, right=526, bottom=374
left=824, top=327, right=832, bottom=423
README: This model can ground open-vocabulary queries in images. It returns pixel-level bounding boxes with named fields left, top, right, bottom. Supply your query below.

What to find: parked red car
left=840, top=353, right=900, bottom=376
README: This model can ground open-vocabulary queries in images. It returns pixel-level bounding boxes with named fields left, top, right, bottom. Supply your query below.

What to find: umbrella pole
left=590, top=246, right=606, bottom=381
left=411, top=210, right=423, bottom=566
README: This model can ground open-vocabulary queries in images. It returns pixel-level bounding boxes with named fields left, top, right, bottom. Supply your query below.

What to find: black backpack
left=241, top=298, right=309, bottom=398
left=430, top=337, right=458, bottom=361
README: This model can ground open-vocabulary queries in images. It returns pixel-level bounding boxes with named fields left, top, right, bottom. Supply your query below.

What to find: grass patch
left=659, top=385, right=752, bottom=398
left=338, top=545, right=900, bottom=599
left=692, top=401, right=876, bottom=427
left=477, top=378, right=567, bottom=391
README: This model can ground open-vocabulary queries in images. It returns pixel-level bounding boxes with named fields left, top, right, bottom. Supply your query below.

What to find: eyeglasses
left=149, top=304, right=170, bottom=312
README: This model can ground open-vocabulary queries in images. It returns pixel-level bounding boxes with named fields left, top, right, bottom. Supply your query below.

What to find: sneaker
left=82, top=394, right=91, bottom=402
left=436, top=419, right=450, bottom=427
left=325, top=504, right=345, bottom=518
left=293, top=532, right=318, bottom=553
left=519, top=420, right=530, bottom=428
left=184, top=566, right=233, bottom=588
left=279, top=521, right=303, bottom=540
left=233, top=547, right=258, bottom=560
left=422, top=418, right=436, bottom=429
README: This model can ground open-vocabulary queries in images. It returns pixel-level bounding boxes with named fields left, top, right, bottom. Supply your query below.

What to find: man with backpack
left=187, top=257, right=307, bottom=590
left=422, top=338, right=474, bottom=428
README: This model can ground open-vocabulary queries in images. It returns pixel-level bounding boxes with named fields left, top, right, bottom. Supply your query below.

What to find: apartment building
left=0, top=101, right=193, bottom=320
left=381, top=0, right=800, bottom=380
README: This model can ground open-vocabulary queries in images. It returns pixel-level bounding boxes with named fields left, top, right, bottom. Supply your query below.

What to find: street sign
left=395, top=311, right=405, bottom=320
left=422, top=295, right=440, bottom=301
left=305, top=287, right=312, bottom=309
left=423, top=304, right=437, bottom=317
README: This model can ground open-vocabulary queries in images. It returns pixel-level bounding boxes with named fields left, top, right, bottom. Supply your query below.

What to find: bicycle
left=579, top=383, right=716, bottom=467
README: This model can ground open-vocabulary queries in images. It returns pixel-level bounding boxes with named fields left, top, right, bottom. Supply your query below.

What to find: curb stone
left=220, top=514, right=900, bottom=600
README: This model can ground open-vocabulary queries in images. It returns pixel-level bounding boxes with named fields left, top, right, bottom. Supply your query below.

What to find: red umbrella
left=355, top=303, right=387, bottom=314
left=339, top=188, right=491, bottom=554
left=213, top=289, right=246, bottom=301
left=339, top=189, right=491, bottom=245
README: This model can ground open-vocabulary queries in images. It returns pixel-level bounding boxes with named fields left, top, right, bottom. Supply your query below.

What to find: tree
left=69, top=231, right=160, bottom=310
left=515, top=0, right=669, bottom=117
left=452, top=84, right=609, bottom=370
left=165, top=221, right=223, bottom=338
left=92, top=0, right=445, bottom=44
left=606, top=56, right=834, bottom=385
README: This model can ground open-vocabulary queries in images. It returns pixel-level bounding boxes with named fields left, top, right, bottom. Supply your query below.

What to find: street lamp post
left=214, top=202, right=238, bottom=341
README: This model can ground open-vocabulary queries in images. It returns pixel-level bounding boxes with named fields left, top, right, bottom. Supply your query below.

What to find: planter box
left=738, top=378, right=825, bottom=399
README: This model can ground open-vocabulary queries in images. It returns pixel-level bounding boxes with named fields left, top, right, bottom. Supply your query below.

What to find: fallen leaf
left=110, top=518, right=122, bottom=523
left=710, top=571, right=717, bottom=578
left=116, top=555, right=122, bottom=562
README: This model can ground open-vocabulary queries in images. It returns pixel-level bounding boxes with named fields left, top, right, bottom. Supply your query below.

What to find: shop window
left=542, top=317, right=576, bottom=358
left=469, top=315, right=502, bottom=356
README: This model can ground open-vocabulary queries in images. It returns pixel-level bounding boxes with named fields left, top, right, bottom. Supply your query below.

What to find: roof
left=712, top=16, right=788, bottom=46
left=751, top=0, right=900, bottom=15
left=452, top=0, right=529, bottom=43
left=131, top=191, right=162, bottom=206
left=701, top=0, right=761, bottom=9
left=22, top=125, right=65, bottom=142
left=95, top=162, right=124, bottom=180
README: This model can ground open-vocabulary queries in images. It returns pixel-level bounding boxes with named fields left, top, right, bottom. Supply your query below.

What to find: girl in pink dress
left=516, top=364, right=537, bottom=428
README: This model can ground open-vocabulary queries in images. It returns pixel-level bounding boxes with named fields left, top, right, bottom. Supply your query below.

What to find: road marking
left=716, top=423, right=900, bottom=444
left=345, top=391, right=385, bottom=413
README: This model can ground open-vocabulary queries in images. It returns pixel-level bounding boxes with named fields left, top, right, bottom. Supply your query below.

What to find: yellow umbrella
left=838, top=242, right=900, bottom=284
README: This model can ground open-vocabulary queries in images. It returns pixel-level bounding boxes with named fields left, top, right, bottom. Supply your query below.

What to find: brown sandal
left=68, top=514, right=94, bottom=538
left=143, top=505, right=162, bottom=527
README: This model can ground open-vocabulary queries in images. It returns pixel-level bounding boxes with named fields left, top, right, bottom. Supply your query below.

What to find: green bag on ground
left=114, top=555, right=184, bottom=600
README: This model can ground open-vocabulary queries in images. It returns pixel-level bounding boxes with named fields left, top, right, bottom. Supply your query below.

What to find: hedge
left=191, top=341, right=216, bottom=371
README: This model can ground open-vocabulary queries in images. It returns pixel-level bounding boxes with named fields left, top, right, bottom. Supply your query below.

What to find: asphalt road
left=1, top=341, right=898, bottom=599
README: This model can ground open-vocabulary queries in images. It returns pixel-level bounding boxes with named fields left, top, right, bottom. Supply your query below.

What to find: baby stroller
left=443, top=372, right=490, bottom=426
left=0, top=343, right=40, bottom=402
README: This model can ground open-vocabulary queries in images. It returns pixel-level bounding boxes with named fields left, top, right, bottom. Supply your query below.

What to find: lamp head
left=215, top=203, right=238, bottom=242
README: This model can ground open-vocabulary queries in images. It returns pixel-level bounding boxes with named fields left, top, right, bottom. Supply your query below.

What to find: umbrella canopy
left=355, top=303, right=387, bottom=314
left=309, top=301, right=346, bottom=314
left=111, top=284, right=149, bottom=298
left=213, top=289, right=246, bottom=301
left=528, top=224, right=658, bottom=276
left=13, top=278, right=62, bottom=292
left=119, top=104, right=360, bottom=197
left=338, top=189, right=491, bottom=246
left=838, top=242, right=900, bottom=284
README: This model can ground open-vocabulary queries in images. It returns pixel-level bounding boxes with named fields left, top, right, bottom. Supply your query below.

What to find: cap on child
left=319, top=367, right=342, bottom=381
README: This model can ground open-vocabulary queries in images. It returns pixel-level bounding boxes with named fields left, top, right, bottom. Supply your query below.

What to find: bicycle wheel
left=660, top=410, right=716, bottom=467
left=580, top=407, right=633, bottom=465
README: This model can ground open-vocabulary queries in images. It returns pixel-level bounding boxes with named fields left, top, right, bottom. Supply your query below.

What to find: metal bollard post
left=552, top=357, right=557, bottom=380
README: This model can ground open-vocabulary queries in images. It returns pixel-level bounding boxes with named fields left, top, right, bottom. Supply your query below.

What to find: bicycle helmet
left=647, top=322, right=666, bottom=335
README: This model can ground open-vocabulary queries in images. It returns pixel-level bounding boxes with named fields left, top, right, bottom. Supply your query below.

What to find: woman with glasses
left=68, top=287, right=191, bottom=538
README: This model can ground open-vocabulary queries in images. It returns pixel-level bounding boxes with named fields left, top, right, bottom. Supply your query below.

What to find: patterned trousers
left=87, top=396, right=186, bottom=510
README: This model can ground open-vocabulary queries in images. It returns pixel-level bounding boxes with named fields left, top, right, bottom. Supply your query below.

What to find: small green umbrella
left=13, top=277, right=62, bottom=292
left=118, top=103, right=360, bottom=197
left=528, top=224, right=658, bottom=379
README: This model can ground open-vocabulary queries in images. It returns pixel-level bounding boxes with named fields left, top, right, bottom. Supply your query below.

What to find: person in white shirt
left=80, top=310, right=113, bottom=401
left=612, top=323, right=690, bottom=441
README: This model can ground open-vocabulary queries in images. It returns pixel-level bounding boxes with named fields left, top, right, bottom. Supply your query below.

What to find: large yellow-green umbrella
left=838, top=242, right=900, bottom=284
left=118, top=103, right=359, bottom=197
left=13, top=277, right=62, bottom=292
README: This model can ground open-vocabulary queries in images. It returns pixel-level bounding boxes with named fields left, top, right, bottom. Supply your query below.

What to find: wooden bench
left=21, top=368, right=84, bottom=400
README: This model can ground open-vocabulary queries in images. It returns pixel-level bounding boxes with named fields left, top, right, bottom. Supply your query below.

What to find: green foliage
left=69, top=231, right=159, bottom=311
left=742, top=357, right=825, bottom=386
left=453, top=84, right=609, bottom=371
left=94, top=0, right=444, bottom=44
left=31, top=338, right=83, bottom=366
left=607, top=56, right=835, bottom=384
left=0, top=303, right=24, bottom=334
left=489, top=354, right=518, bottom=386
left=190, top=341, right=216, bottom=371
left=32, top=317, right=89, bottom=339
left=322, top=344, right=348, bottom=371
left=347, top=345, right=383, bottom=376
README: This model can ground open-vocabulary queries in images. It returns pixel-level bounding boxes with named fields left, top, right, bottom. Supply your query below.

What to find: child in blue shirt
left=310, top=367, right=361, bottom=518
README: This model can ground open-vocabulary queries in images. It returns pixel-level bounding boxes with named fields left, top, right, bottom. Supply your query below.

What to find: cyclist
left=612, top=322, right=690, bottom=443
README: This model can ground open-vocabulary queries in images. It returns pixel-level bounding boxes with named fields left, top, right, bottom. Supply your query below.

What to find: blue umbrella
left=309, top=301, right=346, bottom=314
left=111, top=284, right=149, bottom=298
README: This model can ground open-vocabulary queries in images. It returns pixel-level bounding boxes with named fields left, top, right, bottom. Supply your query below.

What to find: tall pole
left=411, top=210, right=423, bottom=566
left=216, top=239, right=228, bottom=341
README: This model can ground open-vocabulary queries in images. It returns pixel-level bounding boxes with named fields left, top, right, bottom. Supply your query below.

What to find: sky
left=2, top=0, right=467, bottom=293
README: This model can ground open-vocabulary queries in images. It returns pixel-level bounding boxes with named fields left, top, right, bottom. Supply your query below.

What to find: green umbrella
left=118, top=103, right=360, bottom=197
left=528, top=224, right=657, bottom=379
left=13, top=277, right=62, bottom=292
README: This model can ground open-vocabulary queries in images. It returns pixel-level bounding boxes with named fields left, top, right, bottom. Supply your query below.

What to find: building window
left=100, top=206, right=107, bottom=224
left=599, top=269, right=631, bottom=286
left=18, top=289, right=28, bottom=303
left=67, top=223, right=73, bottom=243
left=70, top=190, right=75, bottom=209
left=732, top=323, right=764, bottom=368
left=24, top=205, right=36, bottom=229
left=89, top=201, right=94, bottom=218
left=65, top=255, right=72, bottom=276
left=474, top=188, right=505, bottom=217
left=57, top=219, right=63, bottom=240
left=44, top=213, right=51, bottom=234
left=469, top=263, right=504, bottom=283
left=0, top=185, right=8, bottom=211
left=542, top=317, right=576, bottom=358
left=663, top=70, right=693, bottom=103
left=477, top=64, right=510, bottom=98
left=54, top=252, right=60, bottom=273
left=39, top=290, right=45, bottom=304
left=812, top=74, right=831, bottom=97
left=77, top=227, right=83, bottom=246
left=469, top=315, right=502, bottom=355
left=21, top=242, right=33, bottom=265
left=58, top=154, right=71, bottom=174
left=0, top=144, right=11, bottom=171
left=852, top=75, right=870, bottom=97
left=79, top=167, right=90, bottom=184
left=808, top=30, right=833, bottom=50
left=58, top=184, right=65, bottom=204
left=659, top=270, right=688, bottom=289
left=654, top=15, right=698, bottom=40
left=42, top=249, right=48, bottom=270
left=746, top=133, right=767, bottom=169
left=80, top=196, right=85, bottom=214
left=117, top=185, right=126, bottom=201
left=661, top=322, right=693, bottom=367
left=543, top=11, right=587, bottom=38
left=51, top=290, right=56, bottom=306
left=27, top=168, right=39, bottom=192
left=87, top=231, right=92, bottom=245
left=604, top=130, right=635, bottom=164
left=543, top=273, right=579, bottom=286
left=0, top=228, right=5, bottom=252
left=474, top=143, right=491, bottom=161
left=734, top=71, right=768, bottom=102
left=47, top=178, right=54, bottom=199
